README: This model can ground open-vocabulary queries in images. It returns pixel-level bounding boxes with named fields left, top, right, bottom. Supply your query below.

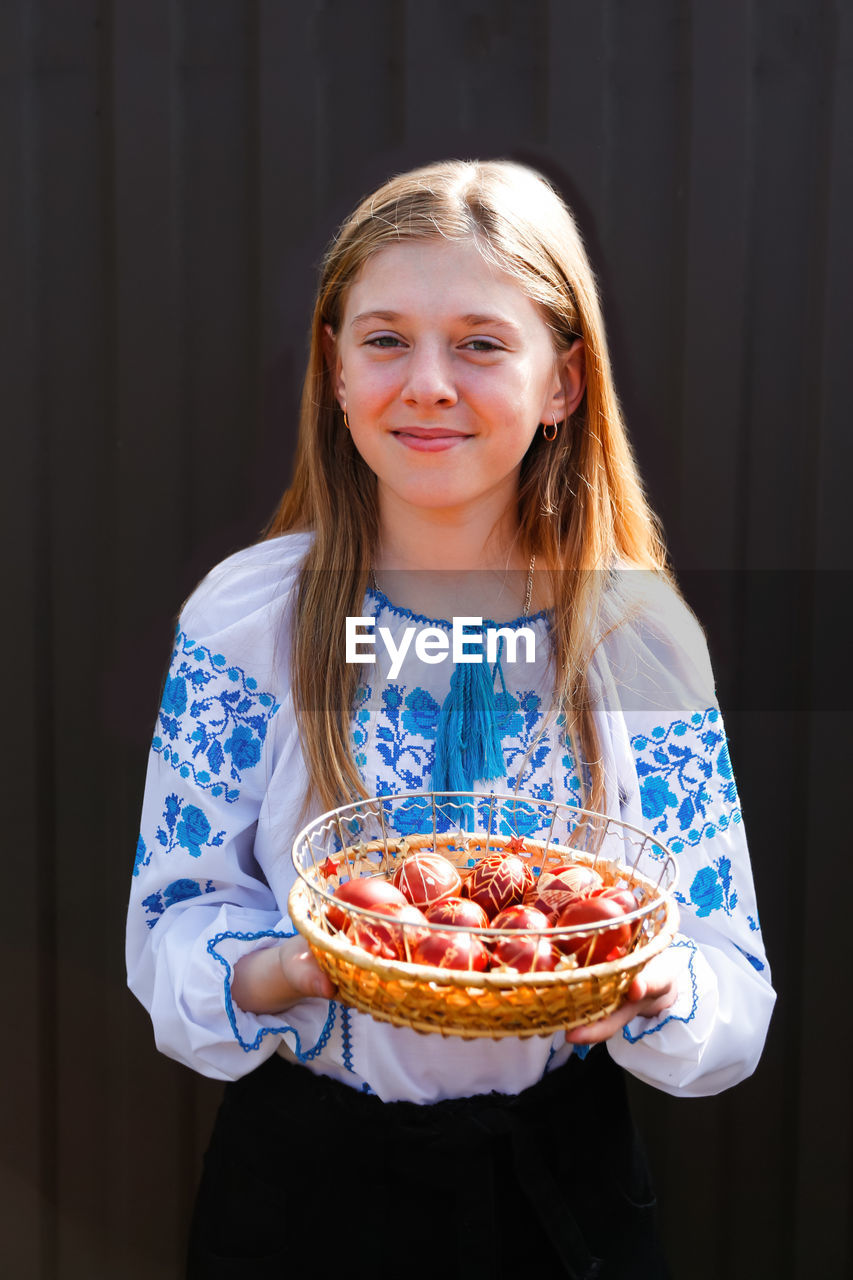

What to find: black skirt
left=187, top=1045, right=671, bottom=1280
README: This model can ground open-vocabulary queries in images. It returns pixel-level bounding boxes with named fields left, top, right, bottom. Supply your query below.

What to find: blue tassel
left=431, top=640, right=505, bottom=799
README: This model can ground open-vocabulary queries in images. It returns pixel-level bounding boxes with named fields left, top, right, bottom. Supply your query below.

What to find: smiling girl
left=128, top=160, right=774, bottom=1278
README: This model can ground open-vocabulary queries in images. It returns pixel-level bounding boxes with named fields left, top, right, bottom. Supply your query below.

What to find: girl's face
left=328, top=238, right=584, bottom=527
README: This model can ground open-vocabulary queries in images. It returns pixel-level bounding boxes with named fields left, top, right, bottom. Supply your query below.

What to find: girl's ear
left=546, top=338, right=586, bottom=423
left=322, top=324, right=346, bottom=406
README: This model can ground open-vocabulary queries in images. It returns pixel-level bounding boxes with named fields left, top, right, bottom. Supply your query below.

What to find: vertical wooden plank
left=794, top=0, right=853, bottom=1273
left=254, top=0, right=326, bottom=518
left=599, top=0, right=691, bottom=541
left=810, top=0, right=853, bottom=576
left=545, top=0, right=609, bottom=358
left=677, top=0, right=752, bottom=571
left=180, top=2, right=257, bottom=564
left=108, top=2, right=191, bottom=1276
left=179, top=0, right=255, bottom=1222
left=736, top=9, right=840, bottom=1274
left=0, top=1, right=46, bottom=1275
left=32, top=0, right=114, bottom=1273
left=740, top=0, right=830, bottom=572
left=403, top=0, right=549, bottom=155
left=547, top=1, right=607, bottom=216
left=313, top=0, right=409, bottom=205
left=677, top=8, right=785, bottom=1276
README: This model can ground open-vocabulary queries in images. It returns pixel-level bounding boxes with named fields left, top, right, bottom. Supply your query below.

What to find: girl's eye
left=463, top=339, right=502, bottom=353
left=365, top=334, right=404, bottom=348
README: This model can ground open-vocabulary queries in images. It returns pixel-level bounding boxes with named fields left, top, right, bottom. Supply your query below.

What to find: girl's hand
left=564, top=949, right=680, bottom=1046
left=231, top=935, right=335, bottom=1015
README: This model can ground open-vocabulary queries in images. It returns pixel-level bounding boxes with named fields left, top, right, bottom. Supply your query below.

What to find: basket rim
left=291, top=788, right=678, bottom=889
left=292, top=783, right=676, bottom=865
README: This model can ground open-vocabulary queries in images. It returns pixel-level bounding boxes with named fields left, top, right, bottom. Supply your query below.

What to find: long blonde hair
left=267, top=159, right=671, bottom=815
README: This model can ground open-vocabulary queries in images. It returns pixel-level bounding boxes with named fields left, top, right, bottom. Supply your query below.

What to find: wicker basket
left=289, top=791, right=679, bottom=1039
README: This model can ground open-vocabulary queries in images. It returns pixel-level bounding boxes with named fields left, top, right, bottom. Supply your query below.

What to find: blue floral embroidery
left=352, top=683, right=372, bottom=770
left=207, top=929, right=337, bottom=1056
left=155, top=793, right=226, bottom=858
left=402, top=687, right=442, bottom=738
left=151, top=630, right=281, bottom=803
left=363, top=675, right=581, bottom=835
left=556, top=712, right=587, bottom=810
left=631, top=709, right=741, bottom=852
left=495, top=690, right=525, bottom=738
left=374, top=686, right=438, bottom=790
left=376, top=785, right=454, bottom=835
left=142, top=877, right=216, bottom=927
left=501, top=691, right=548, bottom=783
left=673, top=852, right=740, bottom=919
left=133, top=834, right=149, bottom=876
left=688, top=865, right=724, bottom=916
left=733, top=943, right=765, bottom=972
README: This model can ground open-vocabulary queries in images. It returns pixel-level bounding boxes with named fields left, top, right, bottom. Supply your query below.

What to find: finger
left=628, top=976, right=646, bottom=1003
left=281, top=940, right=335, bottom=1000
left=565, top=984, right=675, bottom=1044
left=566, top=1006, right=633, bottom=1044
left=296, top=952, right=335, bottom=999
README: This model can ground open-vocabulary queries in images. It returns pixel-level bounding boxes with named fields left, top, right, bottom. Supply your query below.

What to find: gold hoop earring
left=343, top=410, right=350, bottom=430
left=543, top=415, right=559, bottom=442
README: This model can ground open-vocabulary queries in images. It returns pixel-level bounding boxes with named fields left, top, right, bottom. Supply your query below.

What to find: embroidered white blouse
left=127, top=533, right=775, bottom=1103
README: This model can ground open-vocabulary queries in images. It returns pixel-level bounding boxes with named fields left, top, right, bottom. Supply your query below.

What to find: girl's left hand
left=564, top=948, right=680, bottom=1045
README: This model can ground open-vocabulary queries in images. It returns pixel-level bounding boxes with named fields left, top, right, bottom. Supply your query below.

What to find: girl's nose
left=401, top=341, right=458, bottom=407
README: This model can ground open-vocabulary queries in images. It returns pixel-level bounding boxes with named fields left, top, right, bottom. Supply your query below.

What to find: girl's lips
left=392, top=429, right=470, bottom=453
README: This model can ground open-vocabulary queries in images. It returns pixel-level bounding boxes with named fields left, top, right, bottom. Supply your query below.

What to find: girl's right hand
left=231, top=935, right=335, bottom=1015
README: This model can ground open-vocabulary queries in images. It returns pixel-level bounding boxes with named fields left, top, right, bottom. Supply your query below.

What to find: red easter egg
left=425, top=897, right=490, bottom=929
left=491, top=905, right=551, bottom=932
left=555, top=897, right=631, bottom=966
left=593, top=886, right=639, bottom=914
left=412, top=930, right=490, bottom=972
left=465, top=854, right=535, bottom=920
left=393, top=853, right=462, bottom=910
left=327, top=877, right=408, bottom=932
left=492, top=934, right=557, bottom=973
left=347, top=902, right=429, bottom=960
left=527, top=863, right=603, bottom=918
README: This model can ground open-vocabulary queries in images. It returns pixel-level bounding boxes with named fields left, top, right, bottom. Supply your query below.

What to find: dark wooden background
left=4, top=2, right=851, bottom=1276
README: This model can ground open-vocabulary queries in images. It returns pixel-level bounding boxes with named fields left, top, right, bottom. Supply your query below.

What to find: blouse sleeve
left=126, top=535, right=334, bottom=1082
left=597, top=575, right=776, bottom=1096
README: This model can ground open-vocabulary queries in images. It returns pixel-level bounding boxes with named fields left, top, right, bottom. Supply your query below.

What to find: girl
left=128, top=160, right=775, bottom=1278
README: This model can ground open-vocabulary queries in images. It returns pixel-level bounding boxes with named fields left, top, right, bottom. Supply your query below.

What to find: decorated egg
left=527, top=863, right=603, bottom=918
left=326, top=877, right=408, bottom=932
left=554, top=897, right=631, bottom=965
left=490, top=905, right=550, bottom=932
left=592, top=886, right=639, bottom=913
left=492, top=934, right=557, bottom=973
left=393, top=852, right=462, bottom=910
left=425, top=897, right=490, bottom=929
left=464, top=853, right=535, bottom=920
left=412, top=930, right=490, bottom=972
left=347, top=902, right=429, bottom=960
